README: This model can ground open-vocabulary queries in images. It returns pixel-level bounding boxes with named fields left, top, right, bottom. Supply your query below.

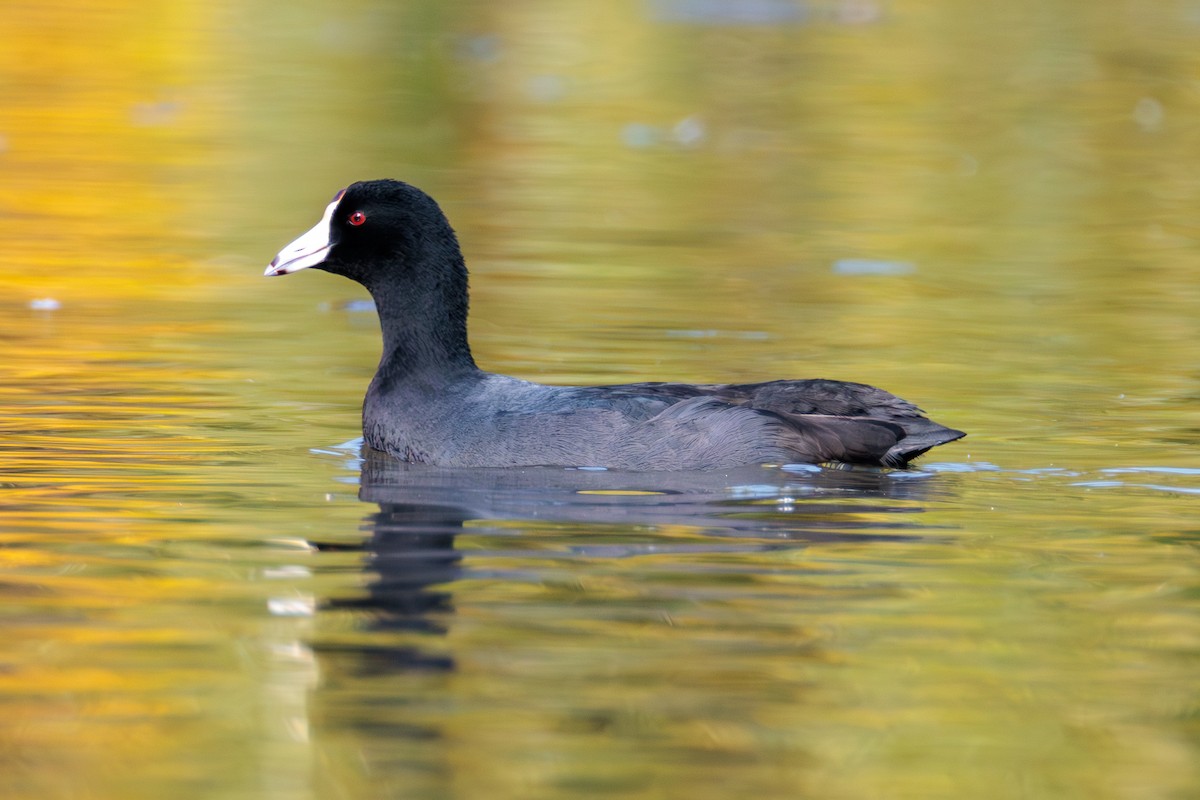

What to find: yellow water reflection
left=0, top=2, right=225, bottom=300
left=2, top=1, right=1199, bottom=799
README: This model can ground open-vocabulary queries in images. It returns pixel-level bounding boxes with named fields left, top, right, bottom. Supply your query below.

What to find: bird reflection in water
left=316, top=500, right=464, bottom=673
left=310, top=447, right=954, bottom=677
left=297, top=447, right=959, bottom=792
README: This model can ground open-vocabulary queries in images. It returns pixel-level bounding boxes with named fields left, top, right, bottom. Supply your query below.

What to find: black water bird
left=267, top=180, right=964, bottom=470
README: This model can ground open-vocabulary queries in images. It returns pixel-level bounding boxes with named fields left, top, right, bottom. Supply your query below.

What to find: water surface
left=1, top=1, right=1198, bottom=798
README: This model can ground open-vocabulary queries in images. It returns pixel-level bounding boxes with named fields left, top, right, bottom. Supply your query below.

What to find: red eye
left=348, top=211, right=367, bottom=226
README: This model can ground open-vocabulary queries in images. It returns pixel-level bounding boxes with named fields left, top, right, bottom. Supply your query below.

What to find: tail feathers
left=772, top=412, right=966, bottom=469
left=883, top=424, right=967, bottom=467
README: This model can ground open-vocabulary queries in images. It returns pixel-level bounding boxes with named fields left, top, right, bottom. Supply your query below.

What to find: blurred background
left=2, top=0, right=1190, bottom=438
left=1, top=1, right=1198, bottom=799
left=3, top=0, right=1196, bottom=452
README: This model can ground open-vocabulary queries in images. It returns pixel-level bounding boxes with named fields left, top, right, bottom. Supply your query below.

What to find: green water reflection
left=1, top=1, right=1198, bottom=798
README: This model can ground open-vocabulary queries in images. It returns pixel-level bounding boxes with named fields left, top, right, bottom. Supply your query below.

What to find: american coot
left=267, top=180, right=965, bottom=470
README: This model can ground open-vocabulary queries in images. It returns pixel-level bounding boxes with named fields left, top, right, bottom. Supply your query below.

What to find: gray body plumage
left=364, top=373, right=960, bottom=470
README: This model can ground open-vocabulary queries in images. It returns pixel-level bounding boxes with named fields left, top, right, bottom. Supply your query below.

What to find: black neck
left=364, top=252, right=478, bottom=386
